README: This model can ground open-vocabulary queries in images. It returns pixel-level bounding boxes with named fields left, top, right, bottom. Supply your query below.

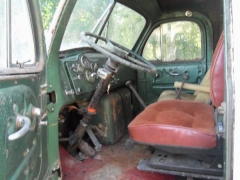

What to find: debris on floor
left=60, top=136, right=176, bottom=180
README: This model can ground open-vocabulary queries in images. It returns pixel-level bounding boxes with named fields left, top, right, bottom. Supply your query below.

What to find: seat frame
left=124, top=137, right=223, bottom=178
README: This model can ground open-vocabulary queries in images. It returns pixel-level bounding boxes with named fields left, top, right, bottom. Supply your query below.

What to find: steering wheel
left=80, top=32, right=156, bottom=74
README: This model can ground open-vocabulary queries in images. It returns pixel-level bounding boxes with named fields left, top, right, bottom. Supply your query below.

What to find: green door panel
left=151, top=62, right=205, bottom=95
left=138, top=61, right=207, bottom=104
left=0, top=84, right=45, bottom=180
left=0, top=1, right=51, bottom=179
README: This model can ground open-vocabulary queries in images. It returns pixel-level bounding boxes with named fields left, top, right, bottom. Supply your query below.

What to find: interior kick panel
left=61, top=52, right=136, bottom=96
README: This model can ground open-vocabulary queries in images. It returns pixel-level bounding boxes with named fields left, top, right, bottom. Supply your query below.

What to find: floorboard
left=60, top=135, right=176, bottom=180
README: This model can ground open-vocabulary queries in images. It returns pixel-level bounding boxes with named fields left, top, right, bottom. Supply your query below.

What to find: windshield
left=60, top=0, right=113, bottom=51
left=60, top=1, right=146, bottom=51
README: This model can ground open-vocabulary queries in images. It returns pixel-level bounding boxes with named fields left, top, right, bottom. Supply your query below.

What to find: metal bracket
left=218, top=102, right=226, bottom=114
left=39, top=113, right=48, bottom=126
left=81, top=120, right=102, bottom=151
left=215, top=102, right=226, bottom=138
left=97, top=68, right=112, bottom=79
left=15, top=59, right=31, bottom=68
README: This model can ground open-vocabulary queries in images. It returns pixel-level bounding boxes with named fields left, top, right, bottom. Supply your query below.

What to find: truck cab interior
left=1, top=0, right=233, bottom=179
left=49, top=0, right=225, bottom=179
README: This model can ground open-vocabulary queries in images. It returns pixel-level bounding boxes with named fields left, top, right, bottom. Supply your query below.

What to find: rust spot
left=87, top=106, right=96, bottom=113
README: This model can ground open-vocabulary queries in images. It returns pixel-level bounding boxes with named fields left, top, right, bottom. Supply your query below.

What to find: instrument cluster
left=65, top=53, right=105, bottom=95
left=70, top=55, right=99, bottom=83
left=64, top=52, right=134, bottom=96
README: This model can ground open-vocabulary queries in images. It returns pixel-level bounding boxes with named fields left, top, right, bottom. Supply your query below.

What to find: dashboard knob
left=90, top=72, right=97, bottom=78
left=85, top=70, right=97, bottom=83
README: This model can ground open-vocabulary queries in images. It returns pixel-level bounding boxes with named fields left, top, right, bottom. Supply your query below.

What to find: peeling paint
left=50, top=122, right=58, bottom=127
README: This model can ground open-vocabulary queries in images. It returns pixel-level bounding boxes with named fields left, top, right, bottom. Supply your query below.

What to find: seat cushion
left=158, top=90, right=196, bottom=102
left=128, top=100, right=216, bottom=149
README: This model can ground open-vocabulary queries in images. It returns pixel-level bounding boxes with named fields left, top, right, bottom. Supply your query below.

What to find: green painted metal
left=0, top=81, right=47, bottom=180
left=91, top=87, right=132, bottom=145
left=45, top=1, right=78, bottom=179
left=0, top=0, right=50, bottom=179
left=137, top=11, right=213, bottom=104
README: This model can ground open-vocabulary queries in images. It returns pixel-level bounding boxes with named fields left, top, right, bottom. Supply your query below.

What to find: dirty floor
left=60, top=135, right=176, bottom=180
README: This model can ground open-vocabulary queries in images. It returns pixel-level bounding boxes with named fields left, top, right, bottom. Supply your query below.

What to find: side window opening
left=11, top=0, right=35, bottom=66
left=0, top=0, right=35, bottom=68
left=0, top=0, right=7, bottom=67
left=143, top=21, right=202, bottom=62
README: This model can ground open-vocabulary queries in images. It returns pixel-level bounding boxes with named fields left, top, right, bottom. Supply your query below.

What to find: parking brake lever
left=126, top=81, right=147, bottom=109
left=175, top=74, right=189, bottom=99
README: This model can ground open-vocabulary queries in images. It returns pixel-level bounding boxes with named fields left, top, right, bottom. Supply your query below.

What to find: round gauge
left=80, top=56, right=90, bottom=69
left=85, top=70, right=96, bottom=83
left=93, top=63, right=99, bottom=72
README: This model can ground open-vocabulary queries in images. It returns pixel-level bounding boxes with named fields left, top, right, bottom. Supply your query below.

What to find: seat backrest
left=210, top=32, right=224, bottom=107
left=194, top=32, right=224, bottom=105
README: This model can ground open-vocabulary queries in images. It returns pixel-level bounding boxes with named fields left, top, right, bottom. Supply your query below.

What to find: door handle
left=8, top=115, right=31, bottom=141
left=168, top=71, right=181, bottom=76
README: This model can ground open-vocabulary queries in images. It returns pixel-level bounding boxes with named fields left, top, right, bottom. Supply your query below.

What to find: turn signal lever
left=126, top=81, right=147, bottom=109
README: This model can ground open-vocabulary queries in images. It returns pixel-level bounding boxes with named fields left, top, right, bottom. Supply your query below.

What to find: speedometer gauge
left=80, top=55, right=90, bottom=69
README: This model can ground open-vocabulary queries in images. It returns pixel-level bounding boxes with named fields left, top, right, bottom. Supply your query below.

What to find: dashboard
left=61, top=51, right=136, bottom=97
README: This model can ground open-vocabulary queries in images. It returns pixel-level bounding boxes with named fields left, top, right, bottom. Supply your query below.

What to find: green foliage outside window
left=40, top=0, right=145, bottom=51
left=60, top=0, right=110, bottom=50
left=143, top=21, right=202, bottom=61
left=101, top=3, right=146, bottom=50
left=40, top=0, right=60, bottom=30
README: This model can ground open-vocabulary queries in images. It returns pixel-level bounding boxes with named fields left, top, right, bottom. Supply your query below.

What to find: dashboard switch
left=65, top=89, right=75, bottom=95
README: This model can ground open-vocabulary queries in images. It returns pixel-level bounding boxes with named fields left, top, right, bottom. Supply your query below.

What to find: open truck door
left=0, top=1, right=53, bottom=179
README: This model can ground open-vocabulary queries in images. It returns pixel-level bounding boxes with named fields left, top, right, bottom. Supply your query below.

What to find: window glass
left=11, top=0, right=35, bottom=66
left=0, top=0, right=7, bottom=67
left=143, top=21, right=202, bottom=61
left=60, top=0, right=111, bottom=51
left=40, top=0, right=60, bottom=31
left=100, top=3, right=146, bottom=50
